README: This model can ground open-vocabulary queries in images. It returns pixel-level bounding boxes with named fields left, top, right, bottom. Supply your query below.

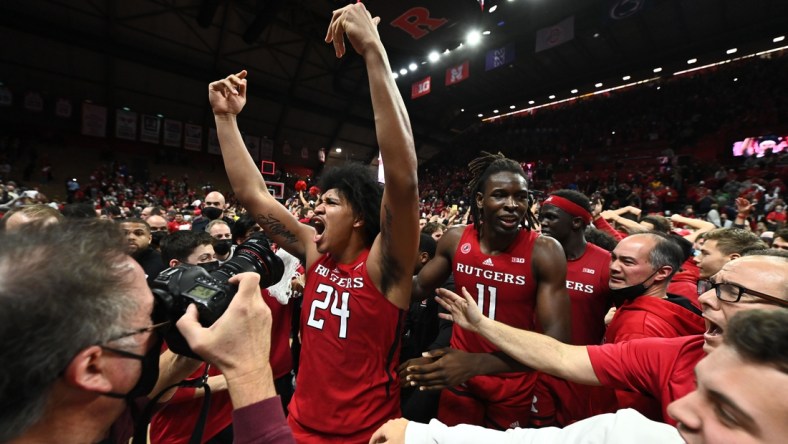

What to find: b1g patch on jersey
left=460, top=242, right=472, bottom=254
left=582, top=267, right=596, bottom=274
left=511, top=257, right=525, bottom=263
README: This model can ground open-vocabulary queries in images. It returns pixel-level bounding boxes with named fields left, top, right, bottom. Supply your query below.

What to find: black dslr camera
left=151, top=233, right=285, bottom=359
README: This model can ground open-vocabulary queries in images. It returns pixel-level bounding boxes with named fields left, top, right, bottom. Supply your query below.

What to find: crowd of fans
left=1, top=9, right=787, bottom=442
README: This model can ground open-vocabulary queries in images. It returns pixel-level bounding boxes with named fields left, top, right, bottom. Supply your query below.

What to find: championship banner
left=445, top=61, right=470, bottom=86
left=411, top=76, right=431, bottom=99
left=140, top=115, right=161, bottom=144
left=184, top=123, right=202, bottom=151
left=485, top=43, right=515, bottom=71
left=163, top=119, right=182, bottom=147
left=115, top=109, right=138, bottom=141
left=207, top=128, right=221, bottom=155
left=535, top=16, right=574, bottom=53
left=81, top=103, right=107, bottom=137
left=243, top=134, right=261, bottom=163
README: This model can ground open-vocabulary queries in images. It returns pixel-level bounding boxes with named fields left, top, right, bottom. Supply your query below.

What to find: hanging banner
left=81, top=102, right=107, bottom=137
left=485, top=43, right=515, bottom=71
left=535, top=16, right=574, bottom=53
left=24, top=92, right=44, bottom=112
left=207, top=128, right=221, bottom=155
left=163, top=119, right=182, bottom=147
left=0, top=87, right=12, bottom=106
left=260, top=137, right=274, bottom=160
left=411, top=76, right=431, bottom=99
left=115, top=109, right=138, bottom=140
left=445, top=60, right=470, bottom=86
left=55, top=98, right=72, bottom=118
left=301, top=146, right=309, bottom=160
left=140, top=115, right=161, bottom=144
left=184, top=123, right=203, bottom=151
left=243, top=134, right=261, bottom=163
left=282, top=140, right=291, bottom=156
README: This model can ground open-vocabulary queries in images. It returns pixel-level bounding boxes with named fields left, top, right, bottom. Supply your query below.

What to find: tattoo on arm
left=380, top=205, right=403, bottom=295
left=256, top=213, right=299, bottom=245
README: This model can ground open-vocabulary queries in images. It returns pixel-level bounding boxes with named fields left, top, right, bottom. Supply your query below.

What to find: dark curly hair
left=468, top=151, right=536, bottom=237
left=318, top=163, right=382, bottom=247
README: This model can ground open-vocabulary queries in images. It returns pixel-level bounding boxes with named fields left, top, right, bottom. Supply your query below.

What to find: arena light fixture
left=571, top=89, right=578, bottom=94
left=336, top=148, right=342, bottom=153
left=548, top=95, right=555, bottom=99
left=687, top=58, right=697, bottom=64
left=461, top=108, right=465, bottom=112
left=428, top=51, right=440, bottom=63
left=509, top=105, right=516, bottom=109
left=622, top=75, right=631, bottom=81
left=482, top=30, right=491, bottom=35
left=775, top=36, right=786, bottom=43
left=477, top=113, right=483, bottom=117
left=726, top=48, right=737, bottom=55
left=595, top=82, right=603, bottom=88
left=489, top=5, right=498, bottom=13
left=408, top=63, right=418, bottom=72
left=466, top=30, right=482, bottom=46
left=653, top=67, right=662, bottom=73
left=399, top=68, right=407, bottom=75
left=493, top=109, right=499, bottom=113
left=392, top=72, right=399, bottom=79
left=528, top=100, right=535, bottom=104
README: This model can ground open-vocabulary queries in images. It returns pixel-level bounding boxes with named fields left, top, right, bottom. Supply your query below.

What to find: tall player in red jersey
left=531, top=189, right=612, bottom=427
left=209, top=4, right=419, bottom=442
left=406, top=152, right=570, bottom=430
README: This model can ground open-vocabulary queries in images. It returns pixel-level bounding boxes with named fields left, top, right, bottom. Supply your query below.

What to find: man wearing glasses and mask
left=0, top=220, right=294, bottom=443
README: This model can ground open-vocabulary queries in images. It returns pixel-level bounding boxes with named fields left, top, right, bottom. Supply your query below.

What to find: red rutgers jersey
left=451, top=225, right=539, bottom=354
left=288, top=250, right=404, bottom=441
left=565, top=243, right=611, bottom=346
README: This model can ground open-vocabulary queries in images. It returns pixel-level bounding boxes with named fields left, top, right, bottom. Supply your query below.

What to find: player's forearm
left=477, top=318, right=599, bottom=385
left=215, top=114, right=269, bottom=202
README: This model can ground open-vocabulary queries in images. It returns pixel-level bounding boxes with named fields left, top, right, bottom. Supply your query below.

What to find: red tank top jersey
left=288, top=250, right=404, bottom=437
left=451, top=225, right=539, bottom=354
left=565, top=243, right=611, bottom=345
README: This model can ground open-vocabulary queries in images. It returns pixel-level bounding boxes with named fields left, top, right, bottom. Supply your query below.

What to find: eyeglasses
left=697, top=279, right=788, bottom=308
left=104, top=321, right=171, bottom=344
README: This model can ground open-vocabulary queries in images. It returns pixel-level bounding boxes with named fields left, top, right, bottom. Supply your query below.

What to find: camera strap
left=131, top=365, right=213, bottom=444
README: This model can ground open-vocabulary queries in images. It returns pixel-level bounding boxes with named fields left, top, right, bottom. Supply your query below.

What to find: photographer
left=0, top=220, right=293, bottom=443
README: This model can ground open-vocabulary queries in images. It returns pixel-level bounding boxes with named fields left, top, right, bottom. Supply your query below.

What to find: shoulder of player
left=533, top=234, right=564, bottom=257
left=436, top=225, right=466, bottom=253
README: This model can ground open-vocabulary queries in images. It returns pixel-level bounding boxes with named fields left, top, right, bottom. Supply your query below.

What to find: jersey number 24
left=307, top=283, right=350, bottom=338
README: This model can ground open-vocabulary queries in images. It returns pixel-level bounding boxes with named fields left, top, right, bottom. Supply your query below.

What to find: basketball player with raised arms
left=209, top=4, right=419, bottom=442
left=405, top=152, right=571, bottom=430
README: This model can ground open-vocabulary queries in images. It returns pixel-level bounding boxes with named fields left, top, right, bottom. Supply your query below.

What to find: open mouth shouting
left=703, top=317, right=724, bottom=352
left=310, top=217, right=326, bottom=243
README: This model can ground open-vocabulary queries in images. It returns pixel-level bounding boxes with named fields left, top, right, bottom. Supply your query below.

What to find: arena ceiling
left=2, top=0, right=788, bottom=167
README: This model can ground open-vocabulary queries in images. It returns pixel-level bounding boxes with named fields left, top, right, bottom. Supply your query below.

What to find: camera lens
left=210, top=233, right=284, bottom=288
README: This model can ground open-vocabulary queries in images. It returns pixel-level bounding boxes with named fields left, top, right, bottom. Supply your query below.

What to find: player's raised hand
left=325, top=2, right=382, bottom=59
left=208, top=70, right=248, bottom=117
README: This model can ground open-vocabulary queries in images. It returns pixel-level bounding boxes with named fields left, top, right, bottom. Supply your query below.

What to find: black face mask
left=150, top=231, right=167, bottom=248
left=100, top=334, right=163, bottom=400
left=213, top=240, right=232, bottom=257
left=199, top=260, right=221, bottom=273
left=609, top=269, right=660, bottom=307
left=201, top=206, right=223, bottom=221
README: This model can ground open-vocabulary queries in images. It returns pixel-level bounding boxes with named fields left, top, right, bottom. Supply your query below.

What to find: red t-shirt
left=288, top=250, right=404, bottom=439
left=587, top=334, right=705, bottom=424
left=565, top=243, right=611, bottom=345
